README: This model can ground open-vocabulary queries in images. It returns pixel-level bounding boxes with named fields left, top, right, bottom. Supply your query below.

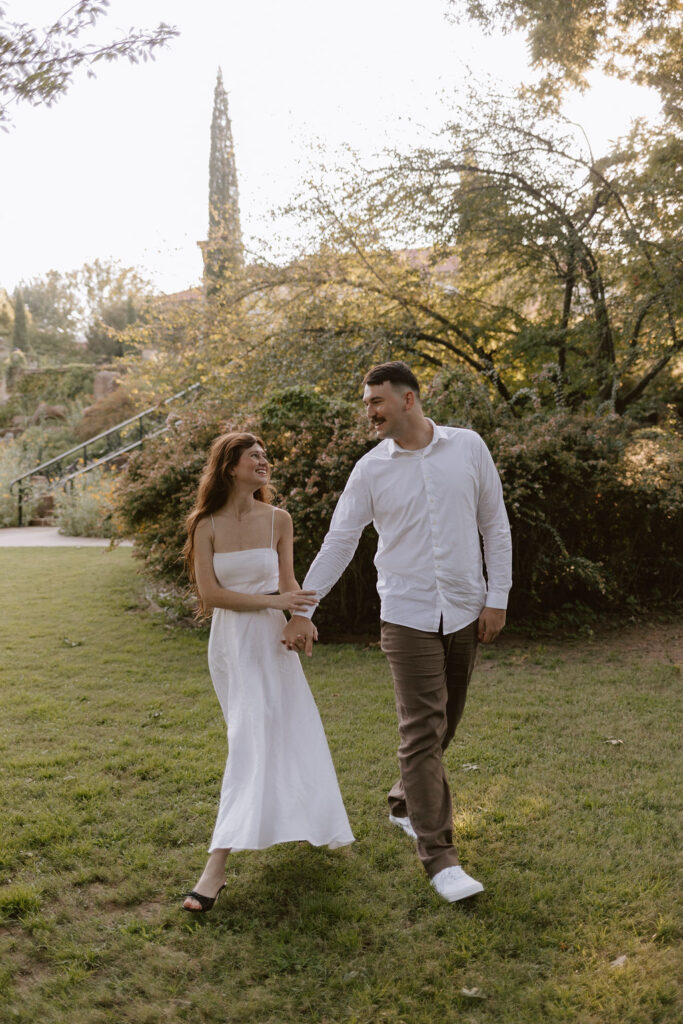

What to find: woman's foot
left=182, top=882, right=226, bottom=913
left=182, top=850, right=229, bottom=912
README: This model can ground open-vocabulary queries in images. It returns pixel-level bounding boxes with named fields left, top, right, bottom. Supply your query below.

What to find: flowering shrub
left=54, top=468, right=123, bottom=538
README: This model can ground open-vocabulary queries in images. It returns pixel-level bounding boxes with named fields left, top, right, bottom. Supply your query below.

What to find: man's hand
left=478, top=606, right=506, bottom=644
left=281, top=615, right=318, bottom=657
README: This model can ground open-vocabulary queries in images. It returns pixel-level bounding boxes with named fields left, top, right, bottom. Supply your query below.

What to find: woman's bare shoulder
left=194, top=515, right=214, bottom=539
left=273, top=506, right=292, bottom=527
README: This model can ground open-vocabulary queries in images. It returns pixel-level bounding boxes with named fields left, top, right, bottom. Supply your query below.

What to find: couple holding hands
left=181, top=361, right=511, bottom=912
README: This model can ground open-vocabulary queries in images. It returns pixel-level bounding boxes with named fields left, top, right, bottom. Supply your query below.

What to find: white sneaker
left=431, top=866, right=484, bottom=902
left=388, top=814, right=417, bottom=840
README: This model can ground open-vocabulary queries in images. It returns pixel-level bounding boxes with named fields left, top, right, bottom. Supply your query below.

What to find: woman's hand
left=272, top=590, right=318, bottom=614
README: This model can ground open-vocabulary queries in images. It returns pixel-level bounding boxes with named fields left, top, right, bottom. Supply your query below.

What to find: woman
left=181, top=431, right=354, bottom=912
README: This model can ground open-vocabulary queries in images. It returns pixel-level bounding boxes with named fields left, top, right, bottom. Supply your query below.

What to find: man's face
left=363, top=381, right=410, bottom=439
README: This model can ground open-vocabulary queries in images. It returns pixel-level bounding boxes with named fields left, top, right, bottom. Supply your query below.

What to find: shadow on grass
left=180, top=845, right=369, bottom=933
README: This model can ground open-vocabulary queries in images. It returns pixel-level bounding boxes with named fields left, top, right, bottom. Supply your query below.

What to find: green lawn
left=0, top=548, right=680, bottom=1024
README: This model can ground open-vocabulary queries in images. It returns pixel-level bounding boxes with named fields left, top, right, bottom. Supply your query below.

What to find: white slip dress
left=206, top=509, right=354, bottom=852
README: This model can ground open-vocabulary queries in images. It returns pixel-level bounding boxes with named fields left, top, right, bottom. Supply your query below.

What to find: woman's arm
left=193, top=516, right=316, bottom=613
left=275, top=509, right=303, bottom=594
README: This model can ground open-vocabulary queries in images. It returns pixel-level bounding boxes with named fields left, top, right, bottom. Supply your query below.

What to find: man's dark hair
left=362, top=361, right=420, bottom=398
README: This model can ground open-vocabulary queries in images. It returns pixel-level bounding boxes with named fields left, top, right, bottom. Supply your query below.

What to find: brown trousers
left=380, top=617, right=479, bottom=877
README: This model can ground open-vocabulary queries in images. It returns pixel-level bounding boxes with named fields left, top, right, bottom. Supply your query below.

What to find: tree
left=220, top=85, right=678, bottom=417
left=80, top=259, right=152, bottom=360
left=203, top=68, right=244, bottom=291
left=0, top=286, right=12, bottom=339
left=20, top=269, right=81, bottom=341
left=0, top=1, right=178, bottom=129
left=11, top=287, right=26, bottom=349
left=15, top=260, right=153, bottom=364
left=449, top=0, right=682, bottom=119
left=86, top=293, right=139, bottom=359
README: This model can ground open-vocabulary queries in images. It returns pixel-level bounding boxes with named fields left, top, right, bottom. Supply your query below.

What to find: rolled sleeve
left=476, top=439, right=512, bottom=609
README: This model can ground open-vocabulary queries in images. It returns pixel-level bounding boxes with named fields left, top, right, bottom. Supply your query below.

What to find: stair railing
left=9, top=382, right=200, bottom=526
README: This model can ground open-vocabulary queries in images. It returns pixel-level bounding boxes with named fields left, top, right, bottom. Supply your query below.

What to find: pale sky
left=1, top=0, right=661, bottom=296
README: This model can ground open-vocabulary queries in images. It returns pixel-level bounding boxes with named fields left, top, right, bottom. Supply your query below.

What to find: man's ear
left=404, top=389, right=415, bottom=410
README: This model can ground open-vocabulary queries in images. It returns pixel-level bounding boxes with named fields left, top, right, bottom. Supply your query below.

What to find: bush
left=75, top=387, right=136, bottom=442
left=12, top=364, right=96, bottom=405
left=54, top=469, right=123, bottom=538
left=487, top=411, right=683, bottom=619
left=15, top=421, right=81, bottom=463
left=0, top=441, right=37, bottom=527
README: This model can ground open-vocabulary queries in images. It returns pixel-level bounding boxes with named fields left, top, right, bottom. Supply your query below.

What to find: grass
left=0, top=547, right=680, bottom=1024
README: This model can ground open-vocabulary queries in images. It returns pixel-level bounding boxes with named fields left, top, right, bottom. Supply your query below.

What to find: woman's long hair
left=183, top=431, right=273, bottom=610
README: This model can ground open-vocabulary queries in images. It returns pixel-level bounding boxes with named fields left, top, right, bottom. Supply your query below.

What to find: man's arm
left=476, top=438, right=512, bottom=642
left=282, top=461, right=373, bottom=654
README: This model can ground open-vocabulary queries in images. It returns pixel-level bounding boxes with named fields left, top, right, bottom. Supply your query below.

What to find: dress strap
left=210, top=514, right=215, bottom=542
left=270, top=506, right=275, bottom=549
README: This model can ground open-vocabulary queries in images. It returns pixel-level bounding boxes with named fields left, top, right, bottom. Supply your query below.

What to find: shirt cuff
left=295, top=603, right=318, bottom=620
left=485, top=590, right=509, bottom=609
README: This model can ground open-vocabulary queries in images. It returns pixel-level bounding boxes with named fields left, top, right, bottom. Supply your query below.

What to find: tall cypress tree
left=204, top=68, right=243, bottom=290
left=12, top=290, right=28, bottom=351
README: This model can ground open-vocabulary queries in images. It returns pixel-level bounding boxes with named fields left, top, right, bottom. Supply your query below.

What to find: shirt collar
left=387, top=419, right=448, bottom=457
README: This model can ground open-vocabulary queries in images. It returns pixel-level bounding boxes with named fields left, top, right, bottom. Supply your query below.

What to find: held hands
left=478, top=606, right=506, bottom=644
left=273, top=590, right=318, bottom=614
left=281, top=615, right=318, bottom=657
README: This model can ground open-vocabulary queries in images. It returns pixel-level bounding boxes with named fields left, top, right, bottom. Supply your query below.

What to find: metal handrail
left=59, top=427, right=168, bottom=486
left=9, top=382, right=200, bottom=487
left=9, top=382, right=200, bottom=525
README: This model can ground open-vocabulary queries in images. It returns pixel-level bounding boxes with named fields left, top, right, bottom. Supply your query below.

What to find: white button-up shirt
left=302, top=421, right=512, bottom=633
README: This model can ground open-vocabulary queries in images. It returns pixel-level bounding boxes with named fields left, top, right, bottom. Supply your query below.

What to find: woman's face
left=231, top=443, right=270, bottom=489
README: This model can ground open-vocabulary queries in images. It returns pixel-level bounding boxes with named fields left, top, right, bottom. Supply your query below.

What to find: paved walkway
left=0, top=527, right=132, bottom=547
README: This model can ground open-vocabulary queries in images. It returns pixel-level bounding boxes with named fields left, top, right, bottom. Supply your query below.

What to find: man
left=283, top=362, right=511, bottom=902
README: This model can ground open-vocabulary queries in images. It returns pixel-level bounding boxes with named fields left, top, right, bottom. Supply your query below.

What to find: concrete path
left=0, top=527, right=132, bottom=547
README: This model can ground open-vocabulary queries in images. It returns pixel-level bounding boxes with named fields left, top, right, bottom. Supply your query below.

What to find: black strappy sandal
left=182, top=884, right=226, bottom=913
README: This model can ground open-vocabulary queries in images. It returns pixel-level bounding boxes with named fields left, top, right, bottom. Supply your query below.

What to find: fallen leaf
left=605, top=738, right=623, bottom=745
left=462, top=763, right=480, bottom=771
left=62, top=637, right=82, bottom=647
left=461, top=987, right=486, bottom=999
left=610, top=955, right=628, bottom=968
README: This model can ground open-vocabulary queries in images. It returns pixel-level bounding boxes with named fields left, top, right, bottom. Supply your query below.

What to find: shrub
left=15, top=421, right=81, bottom=463
left=487, top=411, right=683, bottom=618
left=0, top=441, right=37, bottom=527
left=54, top=469, right=123, bottom=538
left=11, top=364, right=97, bottom=405
left=75, top=387, right=136, bottom=442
